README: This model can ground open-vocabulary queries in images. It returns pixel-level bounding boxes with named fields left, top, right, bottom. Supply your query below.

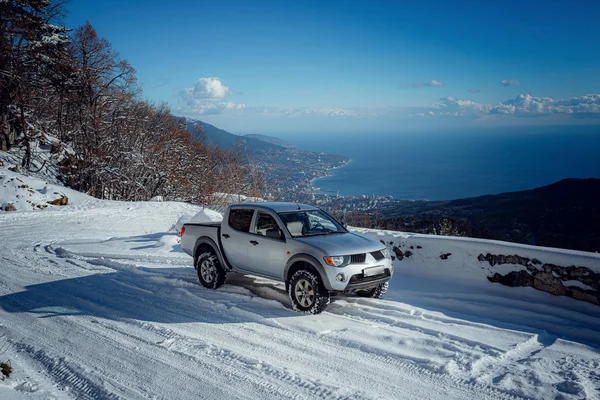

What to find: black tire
left=355, top=282, right=388, bottom=299
left=196, top=251, right=226, bottom=289
left=288, top=269, right=330, bottom=314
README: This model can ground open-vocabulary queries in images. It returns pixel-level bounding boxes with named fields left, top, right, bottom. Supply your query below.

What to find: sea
left=287, top=125, right=600, bottom=201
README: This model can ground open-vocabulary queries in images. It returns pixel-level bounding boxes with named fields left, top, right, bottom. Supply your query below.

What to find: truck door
left=220, top=208, right=255, bottom=270
left=246, top=210, right=286, bottom=279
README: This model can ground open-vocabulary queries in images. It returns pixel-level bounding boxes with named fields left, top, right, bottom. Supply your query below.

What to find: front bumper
left=322, top=257, right=394, bottom=291
left=345, top=269, right=392, bottom=290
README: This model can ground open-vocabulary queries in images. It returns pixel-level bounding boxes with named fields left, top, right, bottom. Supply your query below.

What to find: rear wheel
left=355, top=282, right=388, bottom=299
left=288, top=269, right=330, bottom=314
left=196, top=251, right=226, bottom=289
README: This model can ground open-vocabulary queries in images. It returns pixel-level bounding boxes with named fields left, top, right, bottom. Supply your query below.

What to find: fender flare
left=193, top=236, right=231, bottom=271
left=284, top=253, right=333, bottom=291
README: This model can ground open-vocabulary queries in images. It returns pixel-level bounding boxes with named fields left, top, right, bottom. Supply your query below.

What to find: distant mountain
left=380, top=178, right=600, bottom=252
left=170, top=116, right=348, bottom=200
left=244, top=134, right=295, bottom=148
left=177, top=117, right=283, bottom=152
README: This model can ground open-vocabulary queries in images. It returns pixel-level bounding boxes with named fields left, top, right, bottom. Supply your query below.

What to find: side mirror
left=266, top=228, right=283, bottom=240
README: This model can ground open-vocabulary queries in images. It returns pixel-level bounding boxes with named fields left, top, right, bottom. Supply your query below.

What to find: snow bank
left=351, top=227, right=600, bottom=306
left=56, top=208, right=223, bottom=266
left=0, top=166, right=93, bottom=212
left=54, top=232, right=190, bottom=267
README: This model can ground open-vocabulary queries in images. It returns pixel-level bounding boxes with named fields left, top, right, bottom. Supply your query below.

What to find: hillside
left=180, top=118, right=284, bottom=152
left=173, top=117, right=349, bottom=201
left=244, top=134, right=295, bottom=148
left=0, top=11, right=259, bottom=206
left=379, top=178, right=600, bottom=252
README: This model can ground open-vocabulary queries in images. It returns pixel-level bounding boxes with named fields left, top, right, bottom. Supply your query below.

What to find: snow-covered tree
left=0, top=0, right=69, bottom=161
left=1, top=7, right=264, bottom=203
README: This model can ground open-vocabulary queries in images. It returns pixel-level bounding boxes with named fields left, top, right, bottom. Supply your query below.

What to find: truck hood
left=293, top=232, right=384, bottom=256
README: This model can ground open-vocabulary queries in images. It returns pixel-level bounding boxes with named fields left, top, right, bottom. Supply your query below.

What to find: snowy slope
left=0, top=134, right=73, bottom=186
left=0, top=166, right=94, bottom=211
left=0, top=171, right=599, bottom=399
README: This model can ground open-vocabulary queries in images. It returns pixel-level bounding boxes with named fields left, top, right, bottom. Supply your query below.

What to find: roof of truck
left=229, top=202, right=319, bottom=213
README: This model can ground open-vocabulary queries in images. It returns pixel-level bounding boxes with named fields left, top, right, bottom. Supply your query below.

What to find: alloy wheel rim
left=295, top=279, right=315, bottom=307
left=200, top=260, right=215, bottom=283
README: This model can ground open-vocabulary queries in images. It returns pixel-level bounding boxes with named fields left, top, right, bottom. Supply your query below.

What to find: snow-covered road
left=1, top=201, right=599, bottom=399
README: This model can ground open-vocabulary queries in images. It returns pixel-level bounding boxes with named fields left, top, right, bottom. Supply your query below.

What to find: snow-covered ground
left=1, top=167, right=599, bottom=399
left=1, top=167, right=93, bottom=212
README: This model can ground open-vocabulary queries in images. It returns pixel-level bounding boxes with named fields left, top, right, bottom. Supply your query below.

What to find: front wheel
left=288, top=270, right=330, bottom=314
left=196, top=251, right=226, bottom=289
left=355, top=282, right=388, bottom=299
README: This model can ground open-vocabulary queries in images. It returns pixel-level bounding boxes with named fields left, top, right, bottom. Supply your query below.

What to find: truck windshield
left=278, top=210, right=346, bottom=237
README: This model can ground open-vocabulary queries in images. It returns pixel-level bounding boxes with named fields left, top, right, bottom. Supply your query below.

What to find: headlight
left=323, top=256, right=348, bottom=267
left=381, top=248, right=390, bottom=258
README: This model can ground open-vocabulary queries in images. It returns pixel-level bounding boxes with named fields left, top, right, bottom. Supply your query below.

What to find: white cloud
left=401, top=80, right=446, bottom=88
left=178, top=78, right=356, bottom=118
left=426, top=80, right=445, bottom=87
left=281, top=108, right=357, bottom=117
left=224, top=102, right=245, bottom=110
left=177, top=77, right=600, bottom=123
left=191, top=77, right=230, bottom=99
left=178, top=77, right=245, bottom=115
left=236, top=106, right=358, bottom=117
left=419, top=94, right=600, bottom=118
left=501, top=79, right=520, bottom=86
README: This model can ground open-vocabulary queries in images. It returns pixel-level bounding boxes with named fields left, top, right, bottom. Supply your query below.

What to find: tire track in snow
left=14, top=342, right=120, bottom=400
left=48, top=250, right=524, bottom=400
left=94, top=307, right=524, bottom=400
left=93, top=318, right=369, bottom=400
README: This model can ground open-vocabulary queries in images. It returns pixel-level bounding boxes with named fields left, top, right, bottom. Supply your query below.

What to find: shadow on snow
left=0, top=266, right=296, bottom=325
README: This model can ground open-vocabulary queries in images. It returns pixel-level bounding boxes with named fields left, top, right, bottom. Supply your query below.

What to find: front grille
left=350, top=253, right=366, bottom=264
left=371, top=250, right=384, bottom=261
left=348, top=270, right=391, bottom=285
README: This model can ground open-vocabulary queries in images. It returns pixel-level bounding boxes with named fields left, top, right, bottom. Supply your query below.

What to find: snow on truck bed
left=1, top=169, right=599, bottom=399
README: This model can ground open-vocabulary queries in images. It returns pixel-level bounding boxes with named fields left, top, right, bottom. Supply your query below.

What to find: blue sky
left=66, top=0, right=600, bottom=134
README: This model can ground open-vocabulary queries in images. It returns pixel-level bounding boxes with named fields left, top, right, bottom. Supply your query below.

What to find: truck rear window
left=228, top=209, right=254, bottom=232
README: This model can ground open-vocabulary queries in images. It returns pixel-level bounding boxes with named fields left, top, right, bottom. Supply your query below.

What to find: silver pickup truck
left=181, top=202, right=394, bottom=314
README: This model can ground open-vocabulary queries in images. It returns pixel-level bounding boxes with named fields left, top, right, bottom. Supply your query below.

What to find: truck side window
left=255, top=212, right=278, bottom=236
left=228, top=209, right=254, bottom=232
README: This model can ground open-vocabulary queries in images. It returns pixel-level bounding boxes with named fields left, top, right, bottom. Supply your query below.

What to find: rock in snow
left=48, top=194, right=68, bottom=206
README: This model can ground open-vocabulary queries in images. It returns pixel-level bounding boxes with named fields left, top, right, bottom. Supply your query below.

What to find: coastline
left=310, top=158, right=352, bottom=193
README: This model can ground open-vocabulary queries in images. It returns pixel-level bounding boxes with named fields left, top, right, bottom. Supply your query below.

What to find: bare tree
left=2, top=13, right=265, bottom=205
left=0, top=0, right=69, bottom=163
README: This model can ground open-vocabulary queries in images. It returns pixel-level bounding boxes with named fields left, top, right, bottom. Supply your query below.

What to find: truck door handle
left=222, top=234, right=230, bottom=239
left=249, top=240, right=259, bottom=246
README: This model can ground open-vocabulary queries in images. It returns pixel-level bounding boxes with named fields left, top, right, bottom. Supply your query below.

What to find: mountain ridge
left=379, top=177, right=600, bottom=252
left=177, top=117, right=284, bottom=152
left=244, top=134, right=295, bottom=148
